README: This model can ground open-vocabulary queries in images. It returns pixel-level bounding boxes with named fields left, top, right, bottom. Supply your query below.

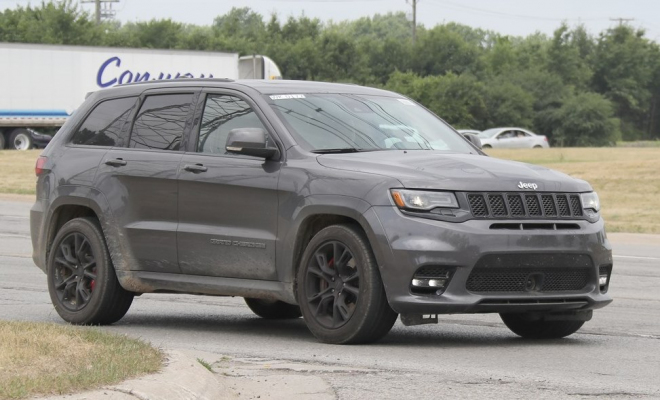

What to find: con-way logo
left=517, top=182, right=538, bottom=190
left=96, top=56, right=214, bottom=88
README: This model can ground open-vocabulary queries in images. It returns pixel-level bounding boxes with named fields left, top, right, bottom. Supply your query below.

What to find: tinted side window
left=198, top=94, right=267, bottom=154
left=71, top=97, right=137, bottom=147
left=130, top=94, right=194, bottom=151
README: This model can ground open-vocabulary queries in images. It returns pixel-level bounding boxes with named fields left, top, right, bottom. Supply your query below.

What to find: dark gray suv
left=30, top=80, right=613, bottom=344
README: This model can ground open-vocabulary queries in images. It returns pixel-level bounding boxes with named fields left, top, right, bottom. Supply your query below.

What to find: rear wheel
left=500, top=313, right=584, bottom=339
left=47, top=217, right=134, bottom=325
left=244, top=298, right=302, bottom=319
left=9, top=128, right=33, bottom=150
left=482, top=144, right=492, bottom=149
left=296, top=224, right=397, bottom=344
left=533, top=145, right=543, bottom=148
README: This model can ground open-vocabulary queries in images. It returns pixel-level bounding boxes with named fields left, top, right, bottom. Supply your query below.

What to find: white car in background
left=478, top=127, right=549, bottom=149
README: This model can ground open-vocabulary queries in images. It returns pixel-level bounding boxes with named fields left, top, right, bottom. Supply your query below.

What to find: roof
left=92, top=79, right=400, bottom=99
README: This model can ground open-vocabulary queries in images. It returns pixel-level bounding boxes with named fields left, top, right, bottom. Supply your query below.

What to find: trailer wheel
left=10, top=129, right=33, bottom=150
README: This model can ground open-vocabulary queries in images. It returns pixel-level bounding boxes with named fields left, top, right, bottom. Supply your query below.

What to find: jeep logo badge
left=517, top=182, right=538, bottom=190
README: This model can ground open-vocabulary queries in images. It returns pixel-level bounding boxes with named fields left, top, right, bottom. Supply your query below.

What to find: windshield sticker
left=270, top=94, right=306, bottom=100
left=397, top=99, right=414, bottom=106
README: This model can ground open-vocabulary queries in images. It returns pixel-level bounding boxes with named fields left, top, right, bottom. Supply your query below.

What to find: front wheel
left=47, top=217, right=134, bottom=325
left=244, top=298, right=302, bottom=319
left=296, top=224, right=397, bottom=344
left=500, top=313, right=585, bottom=339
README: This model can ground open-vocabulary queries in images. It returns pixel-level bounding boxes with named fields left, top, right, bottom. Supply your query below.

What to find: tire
left=47, top=217, right=134, bottom=325
left=500, top=313, right=585, bottom=339
left=533, top=145, right=543, bottom=149
left=9, top=128, right=33, bottom=150
left=244, top=298, right=302, bottom=319
left=296, top=224, right=397, bottom=344
left=482, top=144, right=492, bottom=149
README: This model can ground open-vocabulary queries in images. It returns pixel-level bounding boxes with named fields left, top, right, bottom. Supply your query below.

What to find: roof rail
left=117, top=78, right=235, bottom=87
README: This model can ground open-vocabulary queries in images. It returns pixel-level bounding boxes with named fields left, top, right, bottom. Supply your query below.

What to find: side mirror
left=226, top=128, right=280, bottom=159
left=463, top=133, right=482, bottom=149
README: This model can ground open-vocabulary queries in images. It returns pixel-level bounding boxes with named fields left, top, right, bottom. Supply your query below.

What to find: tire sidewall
left=47, top=218, right=111, bottom=324
left=296, top=225, right=382, bottom=343
left=10, top=129, right=33, bottom=150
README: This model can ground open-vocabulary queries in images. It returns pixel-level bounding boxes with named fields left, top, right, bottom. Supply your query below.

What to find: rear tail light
left=543, top=136, right=548, bottom=142
left=35, top=156, right=48, bottom=176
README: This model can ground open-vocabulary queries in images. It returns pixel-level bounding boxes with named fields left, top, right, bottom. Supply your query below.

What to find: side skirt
left=116, top=270, right=297, bottom=304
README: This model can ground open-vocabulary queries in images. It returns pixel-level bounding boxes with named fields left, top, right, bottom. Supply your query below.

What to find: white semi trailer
left=0, top=42, right=282, bottom=150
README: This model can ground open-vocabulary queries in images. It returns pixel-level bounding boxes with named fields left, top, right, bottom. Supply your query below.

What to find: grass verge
left=0, top=150, right=41, bottom=196
left=487, top=148, right=660, bottom=234
left=0, top=321, right=163, bottom=400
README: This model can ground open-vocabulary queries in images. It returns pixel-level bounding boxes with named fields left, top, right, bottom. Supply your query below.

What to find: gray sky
left=3, top=0, right=660, bottom=40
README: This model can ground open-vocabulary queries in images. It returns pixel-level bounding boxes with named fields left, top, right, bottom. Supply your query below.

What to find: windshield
left=478, top=129, right=500, bottom=138
left=268, top=94, right=474, bottom=153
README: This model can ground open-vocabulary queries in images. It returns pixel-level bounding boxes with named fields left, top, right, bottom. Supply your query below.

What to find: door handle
left=105, top=158, right=127, bottom=167
left=183, top=164, right=208, bottom=173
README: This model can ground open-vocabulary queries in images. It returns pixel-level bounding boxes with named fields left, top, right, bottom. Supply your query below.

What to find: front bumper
left=367, top=206, right=613, bottom=315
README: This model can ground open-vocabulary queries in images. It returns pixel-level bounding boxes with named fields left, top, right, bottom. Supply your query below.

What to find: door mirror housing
left=226, top=128, right=280, bottom=159
left=463, top=133, right=482, bottom=149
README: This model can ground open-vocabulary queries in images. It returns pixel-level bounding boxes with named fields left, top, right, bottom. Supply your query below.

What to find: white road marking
left=613, top=255, right=660, bottom=261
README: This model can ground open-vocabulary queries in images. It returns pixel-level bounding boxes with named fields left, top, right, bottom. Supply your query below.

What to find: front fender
left=276, top=194, right=385, bottom=284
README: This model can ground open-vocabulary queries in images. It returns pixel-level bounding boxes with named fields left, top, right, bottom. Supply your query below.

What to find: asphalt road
left=1, top=199, right=659, bottom=399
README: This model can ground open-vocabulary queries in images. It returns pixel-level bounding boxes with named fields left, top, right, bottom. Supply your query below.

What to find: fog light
left=599, top=265, right=612, bottom=293
left=410, top=267, right=456, bottom=295
left=428, top=279, right=446, bottom=287
left=412, top=278, right=429, bottom=287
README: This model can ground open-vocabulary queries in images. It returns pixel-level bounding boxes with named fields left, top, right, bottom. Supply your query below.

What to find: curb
left=41, top=350, right=232, bottom=400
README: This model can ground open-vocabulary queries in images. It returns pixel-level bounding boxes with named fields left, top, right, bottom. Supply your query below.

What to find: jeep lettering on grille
left=517, top=182, right=538, bottom=190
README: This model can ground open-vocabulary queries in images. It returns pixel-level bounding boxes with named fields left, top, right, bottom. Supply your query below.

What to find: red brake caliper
left=90, top=268, right=97, bottom=291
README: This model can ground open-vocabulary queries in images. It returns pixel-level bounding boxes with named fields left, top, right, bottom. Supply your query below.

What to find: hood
left=316, top=151, right=591, bottom=192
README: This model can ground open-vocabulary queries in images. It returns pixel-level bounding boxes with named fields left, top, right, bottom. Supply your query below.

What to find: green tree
left=550, top=92, right=621, bottom=146
left=591, top=26, right=654, bottom=139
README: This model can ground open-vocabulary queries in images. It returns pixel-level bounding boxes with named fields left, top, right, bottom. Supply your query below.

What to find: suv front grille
left=466, top=193, right=583, bottom=219
left=466, top=254, right=593, bottom=293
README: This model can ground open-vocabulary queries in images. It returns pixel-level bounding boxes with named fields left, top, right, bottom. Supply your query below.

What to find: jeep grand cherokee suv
left=30, top=80, right=613, bottom=344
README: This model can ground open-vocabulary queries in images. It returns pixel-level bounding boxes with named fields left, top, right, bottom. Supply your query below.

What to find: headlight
left=390, top=189, right=459, bottom=210
left=580, top=192, right=600, bottom=212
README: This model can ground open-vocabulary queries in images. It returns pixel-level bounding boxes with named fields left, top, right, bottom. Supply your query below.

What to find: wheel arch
left=279, top=197, right=387, bottom=289
left=42, top=188, right=125, bottom=274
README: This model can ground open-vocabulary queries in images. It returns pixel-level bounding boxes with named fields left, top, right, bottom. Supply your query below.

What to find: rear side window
left=198, top=94, right=267, bottom=154
left=129, top=94, right=194, bottom=151
left=71, top=97, right=137, bottom=147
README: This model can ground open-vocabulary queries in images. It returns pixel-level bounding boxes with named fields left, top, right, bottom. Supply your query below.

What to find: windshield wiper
left=311, top=148, right=363, bottom=154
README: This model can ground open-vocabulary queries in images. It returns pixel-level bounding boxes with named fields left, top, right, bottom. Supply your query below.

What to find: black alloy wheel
left=52, top=232, right=97, bottom=311
left=304, top=240, right=360, bottom=329
left=47, top=217, right=134, bottom=325
left=297, top=224, right=397, bottom=344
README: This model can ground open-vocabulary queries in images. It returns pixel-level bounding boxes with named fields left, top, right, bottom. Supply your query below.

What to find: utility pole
left=609, top=17, right=635, bottom=26
left=81, top=0, right=120, bottom=24
left=407, top=0, right=418, bottom=45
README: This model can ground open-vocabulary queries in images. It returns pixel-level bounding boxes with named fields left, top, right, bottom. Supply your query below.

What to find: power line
left=426, top=0, right=608, bottom=22
left=610, top=18, right=635, bottom=26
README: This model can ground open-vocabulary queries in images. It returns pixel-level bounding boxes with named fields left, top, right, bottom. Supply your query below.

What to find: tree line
left=2, top=1, right=660, bottom=146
